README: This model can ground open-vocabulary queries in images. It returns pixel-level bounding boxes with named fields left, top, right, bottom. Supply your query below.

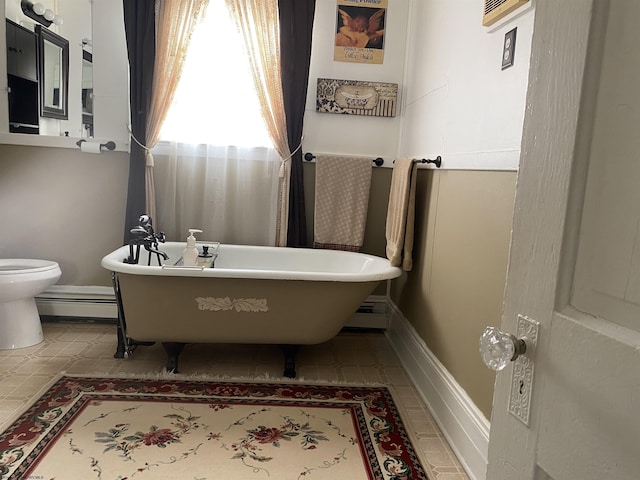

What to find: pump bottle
left=182, top=229, right=202, bottom=267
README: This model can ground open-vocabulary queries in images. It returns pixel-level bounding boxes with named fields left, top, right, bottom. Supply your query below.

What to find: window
left=159, top=1, right=272, bottom=148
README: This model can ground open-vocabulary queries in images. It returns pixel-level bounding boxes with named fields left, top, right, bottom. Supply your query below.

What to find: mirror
left=36, top=24, right=68, bottom=119
left=81, top=47, right=92, bottom=136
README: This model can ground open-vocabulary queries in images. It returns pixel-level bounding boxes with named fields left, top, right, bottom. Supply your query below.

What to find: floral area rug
left=0, top=375, right=430, bottom=479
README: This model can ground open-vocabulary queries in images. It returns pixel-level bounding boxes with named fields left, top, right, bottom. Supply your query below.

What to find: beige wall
left=393, top=0, right=532, bottom=420
left=391, top=169, right=516, bottom=418
left=0, top=144, right=129, bottom=285
left=304, top=161, right=515, bottom=417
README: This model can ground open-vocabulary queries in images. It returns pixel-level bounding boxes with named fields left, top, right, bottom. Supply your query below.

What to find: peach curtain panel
left=144, top=0, right=209, bottom=220
left=224, top=0, right=292, bottom=246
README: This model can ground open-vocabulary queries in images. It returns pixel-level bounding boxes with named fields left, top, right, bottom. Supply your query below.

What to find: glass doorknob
left=479, top=326, right=527, bottom=371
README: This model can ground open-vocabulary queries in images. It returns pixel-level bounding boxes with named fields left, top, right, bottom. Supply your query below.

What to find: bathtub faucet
left=125, top=215, right=168, bottom=265
left=146, top=246, right=169, bottom=261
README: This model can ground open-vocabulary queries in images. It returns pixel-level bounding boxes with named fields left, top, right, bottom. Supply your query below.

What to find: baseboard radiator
left=35, top=286, right=391, bottom=329
left=348, top=295, right=390, bottom=329
left=35, top=286, right=118, bottom=320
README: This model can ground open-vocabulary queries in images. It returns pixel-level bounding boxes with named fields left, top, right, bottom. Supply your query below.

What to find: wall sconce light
left=21, top=1, right=63, bottom=27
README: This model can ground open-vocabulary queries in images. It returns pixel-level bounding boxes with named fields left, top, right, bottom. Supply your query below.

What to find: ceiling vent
left=483, top=0, right=529, bottom=26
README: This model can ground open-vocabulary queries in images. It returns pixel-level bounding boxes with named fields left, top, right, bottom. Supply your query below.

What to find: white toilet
left=0, top=259, right=62, bottom=349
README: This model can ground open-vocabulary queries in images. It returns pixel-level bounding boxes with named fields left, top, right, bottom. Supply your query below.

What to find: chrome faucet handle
left=138, top=214, right=152, bottom=228
left=130, top=226, right=147, bottom=236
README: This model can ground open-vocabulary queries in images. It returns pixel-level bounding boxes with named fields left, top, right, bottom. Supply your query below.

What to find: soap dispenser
left=196, top=245, right=213, bottom=268
left=182, top=229, right=202, bottom=267
left=197, top=242, right=220, bottom=268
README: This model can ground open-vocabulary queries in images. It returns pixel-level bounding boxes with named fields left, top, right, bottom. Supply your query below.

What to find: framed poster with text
left=334, top=0, right=387, bottom=64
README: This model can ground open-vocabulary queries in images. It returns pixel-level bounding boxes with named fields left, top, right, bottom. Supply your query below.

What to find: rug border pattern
left=0, top=375, right=430, bottom=480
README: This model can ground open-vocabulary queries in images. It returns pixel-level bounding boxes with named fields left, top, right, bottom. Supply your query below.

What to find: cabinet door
left=6, top=20, right=37, bottom=82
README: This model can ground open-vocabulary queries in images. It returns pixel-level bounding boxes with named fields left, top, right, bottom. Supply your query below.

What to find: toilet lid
left=0, top=259, right=60, bottom=274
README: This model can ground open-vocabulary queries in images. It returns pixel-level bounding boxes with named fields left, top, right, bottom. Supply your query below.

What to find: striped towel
left=313, top=155, right=373, bottom=251
left=385, top=158, right=418, bottom=270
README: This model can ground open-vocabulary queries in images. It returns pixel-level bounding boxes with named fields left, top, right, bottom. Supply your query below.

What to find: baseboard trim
left=385, top=301, right=489, bottom=480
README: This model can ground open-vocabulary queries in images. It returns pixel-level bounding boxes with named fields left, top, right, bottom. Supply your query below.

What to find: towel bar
left=414, top=156, right=442, bottom=168
left=304, top=152, right=384, bottom=167
left=391, top=156, right=443, bottom=168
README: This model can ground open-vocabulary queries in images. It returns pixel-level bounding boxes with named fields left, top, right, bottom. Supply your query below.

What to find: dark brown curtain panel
left=278, top=0, right=315, bottom=247
left=122, top=0, right=155, bottom=244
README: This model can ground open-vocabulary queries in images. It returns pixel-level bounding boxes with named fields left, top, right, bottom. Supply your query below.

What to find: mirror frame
left=81, top=48, right=93, bottom=135
left=35, top=24, right=68, bottom=120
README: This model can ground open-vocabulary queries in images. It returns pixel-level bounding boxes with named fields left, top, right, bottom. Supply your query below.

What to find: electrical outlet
left=502, top=27, right=517, bottom=70
left=508, top=314, right=539, bottom=426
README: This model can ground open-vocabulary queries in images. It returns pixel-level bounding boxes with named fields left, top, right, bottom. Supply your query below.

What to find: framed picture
left=316, top=78, right=398, bottom=117
left=334, top=0, right=387, bottom=64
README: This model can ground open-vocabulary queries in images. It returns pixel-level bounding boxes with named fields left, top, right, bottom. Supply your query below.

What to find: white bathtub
left=102, top=242, right=401, bottom=377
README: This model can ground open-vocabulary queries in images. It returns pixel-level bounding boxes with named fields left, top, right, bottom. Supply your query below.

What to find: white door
left=486, top=1, right=640, bottom=479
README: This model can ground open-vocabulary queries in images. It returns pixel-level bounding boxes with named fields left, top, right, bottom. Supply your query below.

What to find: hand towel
left=314, top=155, right=373, bottom=251
left=385, top=158, right=418, bottom=270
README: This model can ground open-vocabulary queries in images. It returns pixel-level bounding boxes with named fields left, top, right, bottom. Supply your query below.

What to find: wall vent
left=483, top=0, right=529, bottom=26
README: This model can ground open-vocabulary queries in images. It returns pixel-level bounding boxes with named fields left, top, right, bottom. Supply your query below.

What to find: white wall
left=400, top=0, right=534, bottom=171
left=302, top=0, right=410, bottom=160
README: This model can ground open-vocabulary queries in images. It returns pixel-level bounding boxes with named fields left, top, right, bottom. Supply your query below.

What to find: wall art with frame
left=334, top=0, right=387, bottom=64
left=316, top=78, right=398, bottom=117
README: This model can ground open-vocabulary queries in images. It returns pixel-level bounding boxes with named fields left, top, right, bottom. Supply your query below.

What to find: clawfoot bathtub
left=101, top=242, right=401, bottom=377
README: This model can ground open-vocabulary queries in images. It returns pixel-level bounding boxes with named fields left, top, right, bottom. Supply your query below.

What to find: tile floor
left=0, top=321, right=469, bottom=480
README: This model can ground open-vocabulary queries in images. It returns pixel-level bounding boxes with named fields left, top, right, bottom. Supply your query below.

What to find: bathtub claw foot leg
left=281, top=345, right=299, bottom=378
left=162, top=342, right=186, bottom=373
left=114, top=323, right=128, bottom=358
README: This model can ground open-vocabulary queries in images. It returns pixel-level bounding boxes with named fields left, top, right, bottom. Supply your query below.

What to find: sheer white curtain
left=153, top=144, right=280, bottom=245
left=152, top=0, right=280, bottom=245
